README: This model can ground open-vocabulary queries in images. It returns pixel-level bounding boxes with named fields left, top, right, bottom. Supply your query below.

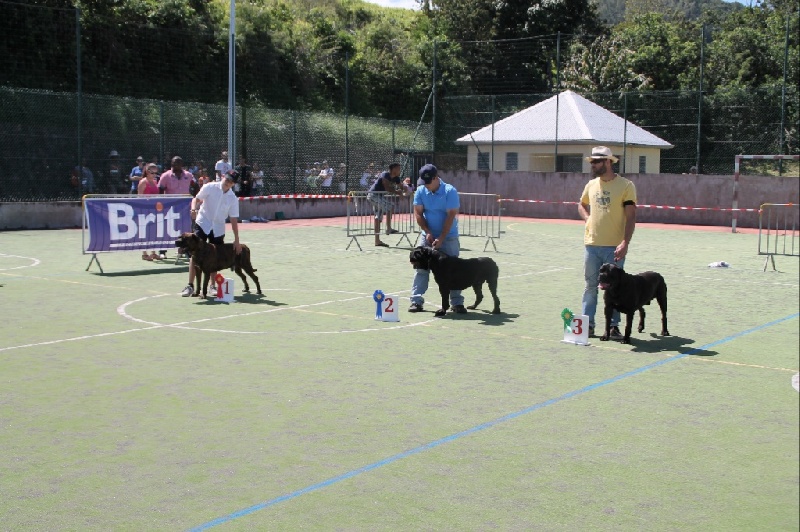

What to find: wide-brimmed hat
left=585, top=146, right=619, bottom=163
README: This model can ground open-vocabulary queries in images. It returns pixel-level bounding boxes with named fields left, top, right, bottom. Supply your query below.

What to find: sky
left=362, top=0, right=420, bottom=10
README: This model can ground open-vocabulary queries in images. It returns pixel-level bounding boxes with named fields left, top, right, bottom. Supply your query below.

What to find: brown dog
left=175, top=232, right=262, bottom=298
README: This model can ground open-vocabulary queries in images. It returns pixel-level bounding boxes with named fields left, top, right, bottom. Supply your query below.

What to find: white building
left=455, top=90, right=674, bottom=174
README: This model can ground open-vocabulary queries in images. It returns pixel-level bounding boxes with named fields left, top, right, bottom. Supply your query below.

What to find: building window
left=556, top=154, right=583, bottom=173
left=639, top=156, right=647, bottom=173
left=505, top=152, right=518, bottom=171
left=477, top=152, right=490, bottom=171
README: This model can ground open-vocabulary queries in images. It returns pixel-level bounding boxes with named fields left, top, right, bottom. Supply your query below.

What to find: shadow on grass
left=195, top=293, right=286, bottom=306
left=437, top=310, right=520, bottom=326
left=631, top=334, right=718, bottom=356
left=93, top=266, right=187, bottom=277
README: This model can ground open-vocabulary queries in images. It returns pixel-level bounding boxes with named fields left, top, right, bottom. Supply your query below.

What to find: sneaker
left=181, top=284, right=194, bottom=297
left=159, top=253, right=167, bottom=260
left=452, top=305, right=467, bottom=314
left=589, top=326, right=595, bottom=337
left=609, top=326, right=624, bottom=341
left=408, top=303, right=424, bottom=312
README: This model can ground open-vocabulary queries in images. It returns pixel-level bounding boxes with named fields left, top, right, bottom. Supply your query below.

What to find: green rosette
left=561, top=308, right=574, bottom=333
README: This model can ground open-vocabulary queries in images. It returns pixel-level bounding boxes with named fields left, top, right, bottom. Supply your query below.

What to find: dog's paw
left=192, top=293, right=200, bottom=298
left=622, top=338, right=632, bottom=344
left=466, top=304, right=477, bottom=310
left=434, top=309, right=446, bottom=317
left=492, top=308, right=501, bottom=314
left=661, top=330, right=670, bottom=336
left=599, top=335, right=609, bottom=341
left=638, top=326, right=645, bottom=333
left=242, top=289, right=250, bottom=293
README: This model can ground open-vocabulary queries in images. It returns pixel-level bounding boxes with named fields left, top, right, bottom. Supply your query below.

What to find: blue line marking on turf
left=189, top=312, right=799, bottom=531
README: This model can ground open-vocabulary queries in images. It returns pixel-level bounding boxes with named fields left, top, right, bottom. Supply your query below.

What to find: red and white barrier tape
left=498, top=198, right=761, bottom=213
left=238, top=194, right=347, bottom=201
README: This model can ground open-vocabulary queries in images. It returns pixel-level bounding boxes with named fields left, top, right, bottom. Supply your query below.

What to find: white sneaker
left=181, top=285, right=194, bottom=297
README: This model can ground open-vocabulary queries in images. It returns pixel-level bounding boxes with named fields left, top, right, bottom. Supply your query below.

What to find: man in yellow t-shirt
left=578, top=146, right=637, bottom=339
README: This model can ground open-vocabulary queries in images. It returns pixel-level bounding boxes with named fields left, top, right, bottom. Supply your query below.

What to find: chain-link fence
left=438, top=87, right=799, bottom=175
left=0, top=1, right=433, bottom=202
left=434, top=35, right=799, bottom=175
left=1, top=2, right=797, bottom=203
left=0, top=87, right=431, bottom=201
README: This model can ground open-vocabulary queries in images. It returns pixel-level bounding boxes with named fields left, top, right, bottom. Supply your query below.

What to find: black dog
left=409, top=247, right=501, bottom=317
left=597, top=263, right=669, bottom=344
left=175, top=232, right=262, bottom=298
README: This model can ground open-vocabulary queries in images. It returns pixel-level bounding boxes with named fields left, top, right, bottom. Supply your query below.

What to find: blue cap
left=418, top=163, right=438, bottom=184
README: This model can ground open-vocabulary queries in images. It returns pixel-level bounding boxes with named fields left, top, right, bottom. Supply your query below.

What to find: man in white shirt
left=181, top=170, right=242, bottom=297
left=214, top=151, right=232, bottom=182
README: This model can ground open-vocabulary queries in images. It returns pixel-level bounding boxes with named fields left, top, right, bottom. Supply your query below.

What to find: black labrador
left=409, top=246, right=501, bottom=317
left=598, top=263, right=669, bottom=344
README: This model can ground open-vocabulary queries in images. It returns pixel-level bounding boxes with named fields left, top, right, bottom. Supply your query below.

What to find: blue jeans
left=583, top=246, right=626, bottom=328
left=410, top=234, right=464, bottom=308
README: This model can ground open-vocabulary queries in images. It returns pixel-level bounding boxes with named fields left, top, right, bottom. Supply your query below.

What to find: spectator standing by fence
left=578, top=146, right=637, bottom=339
left=215, top=151, right=231, bottom=182
left=236, top=155, right=253, bottom=197
left=71, top=159, right=94, bottom=194
left=105, top=150, right=125, bottom=194
left=361, top=163, right=375, bottom=189
left=139, top=163, right=162, bottom=261
left=367, top=162, right=403, bottom=247
left=158, top=156, right=194, bottom=195
left=129, top=156, right=144, bottom=194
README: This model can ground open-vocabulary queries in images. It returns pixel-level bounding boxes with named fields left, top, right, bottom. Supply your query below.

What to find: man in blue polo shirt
left=408, top=164, right=466, bottom=314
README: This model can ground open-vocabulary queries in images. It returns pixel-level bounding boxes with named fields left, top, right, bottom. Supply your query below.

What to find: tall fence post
left=779, top=16, right=789, bottom=175
left=345, top=52, right=350, bottom=193
left=292, top=109, right=297, bottom=194
left=432, top=40, right=437, bottom=162
left=696, top=24, right=705, bottom=173
left=491, top=95, right=495, bottom=171
left=75, top=7, right=82, bottom=174
left=622, top=92, right=628, bottom=173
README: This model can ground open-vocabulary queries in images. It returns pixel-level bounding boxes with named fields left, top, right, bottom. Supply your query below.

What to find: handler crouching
left=181, top=170, right=242, bottom=297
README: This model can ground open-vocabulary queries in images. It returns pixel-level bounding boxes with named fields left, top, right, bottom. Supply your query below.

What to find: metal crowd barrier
left=346, top=191, right=415, bottom=250
left=346, top=191, right=502, bottom=252
left=758, top=203, right=799, bottom=271
left=459, top=193, right=502, bottom=251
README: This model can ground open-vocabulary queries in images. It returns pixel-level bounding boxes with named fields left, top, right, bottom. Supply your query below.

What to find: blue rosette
left=373, top=290, right=385, bottom=320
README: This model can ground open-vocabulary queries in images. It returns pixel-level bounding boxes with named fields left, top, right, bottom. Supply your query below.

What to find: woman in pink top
left=139, top=163, right=161, bottom=260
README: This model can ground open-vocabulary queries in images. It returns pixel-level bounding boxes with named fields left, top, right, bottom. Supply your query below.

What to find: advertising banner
left=83, top=196, right=192, bottom=253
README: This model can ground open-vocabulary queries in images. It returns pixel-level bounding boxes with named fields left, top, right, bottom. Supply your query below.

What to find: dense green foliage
left=0, top=0, right=796, bottom=120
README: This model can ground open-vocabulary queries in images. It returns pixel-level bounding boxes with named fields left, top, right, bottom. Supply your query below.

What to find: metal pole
left=228, top=0, right=236, bottom=165
left=696, top=24, right=705, bottom=173
left=554, top=33, right=561, bottom=172
left=345, top=52, right=350, bottom=193
left=779, top=15, right=789, bottom=175
left=75, top=8, right=82, bottom=183
left=491, top=95, right=495, bottom=171
left=432, top=40, right=437, bottom=162
left=555, top=31, right=561, bottom=90
left=622, top=92, right=628, bottom=173
left=292, top=110, right=297, bottom=193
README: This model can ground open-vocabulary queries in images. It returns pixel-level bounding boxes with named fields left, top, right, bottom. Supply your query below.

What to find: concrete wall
left=2, top=171, right=796, bottom=230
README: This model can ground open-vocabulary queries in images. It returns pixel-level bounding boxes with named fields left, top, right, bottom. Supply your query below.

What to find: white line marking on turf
left=115, top=290, right=435, bottom=334
left=0, top=253, right=41, bottom=270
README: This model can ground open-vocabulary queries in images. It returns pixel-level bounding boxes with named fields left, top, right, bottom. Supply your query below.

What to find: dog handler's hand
left=234, top=241, right=242, bottom=255
left=614, top=241, right=628, bottom=261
